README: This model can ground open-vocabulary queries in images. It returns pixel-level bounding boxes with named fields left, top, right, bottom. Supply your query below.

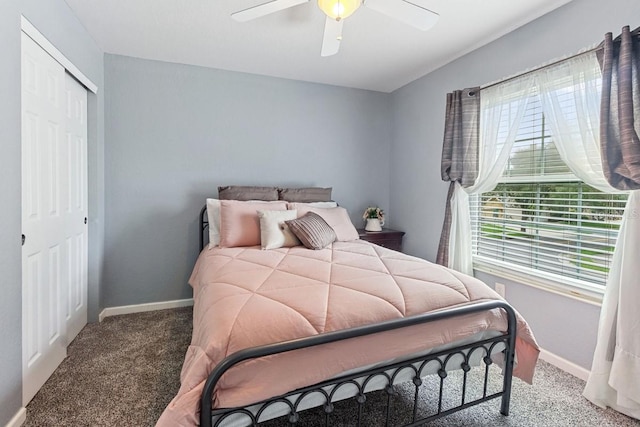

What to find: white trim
left=20, top=16, right=98, bottom=94
left=539, top=348, right=590, bottom=382
left=99, top=298, right=194, bottom=322
left=474, top=258, right=603, bottom=307
left=500, top=174, right=579, bottom=184
left=5, top=407, right=26, bottom=427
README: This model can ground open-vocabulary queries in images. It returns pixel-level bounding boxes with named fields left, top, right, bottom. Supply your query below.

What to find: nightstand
left=357, top=228, right=406, bottom=252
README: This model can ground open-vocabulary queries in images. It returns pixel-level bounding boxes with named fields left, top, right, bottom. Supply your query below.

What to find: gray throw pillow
left=285, top=212, right=337, bottom=250
left=218, top=186, right=279, bottom=201
left=277, top=187, right=332, bottom=202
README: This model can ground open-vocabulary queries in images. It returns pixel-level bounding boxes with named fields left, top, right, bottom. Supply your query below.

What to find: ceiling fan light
left=318, top=0, right=361, bottom=21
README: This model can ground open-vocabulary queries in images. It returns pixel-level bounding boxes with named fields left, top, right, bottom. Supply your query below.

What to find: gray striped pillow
left=285, top=212, right=336, bottom=250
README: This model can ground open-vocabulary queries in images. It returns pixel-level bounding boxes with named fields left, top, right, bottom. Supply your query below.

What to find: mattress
left=157, top=240, right=539, bottom=426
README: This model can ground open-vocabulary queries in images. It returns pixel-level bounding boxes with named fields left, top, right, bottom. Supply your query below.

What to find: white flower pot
left=365, top=218, right=383, bottom=232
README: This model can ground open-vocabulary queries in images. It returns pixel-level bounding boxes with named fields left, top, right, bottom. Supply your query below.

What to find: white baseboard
left=539, top=348, right=590, bottom=381
left=5, top=407, right=26, bottom=427
left=99, top=298, right=193, bottom=322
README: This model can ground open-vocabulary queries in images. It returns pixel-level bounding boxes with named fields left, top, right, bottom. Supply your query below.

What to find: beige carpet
left=25, top=307, right=639, bottom=426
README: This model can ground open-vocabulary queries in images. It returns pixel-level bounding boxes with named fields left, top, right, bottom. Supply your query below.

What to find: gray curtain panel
left=597, top=26, right=640, bottom=362
left=436, top=88, right=480, bottom=267
left=598, top=25, right=640, bottom=191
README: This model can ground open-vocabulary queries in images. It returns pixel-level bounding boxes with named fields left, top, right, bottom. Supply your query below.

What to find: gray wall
left=390, top=0, right=640, bottom=370
left=103, top=55, right=392, bottom=307
left=0, top=0, right=104, bottom=424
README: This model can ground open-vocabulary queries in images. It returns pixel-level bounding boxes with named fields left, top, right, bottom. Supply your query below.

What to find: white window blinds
left=471, top=93, right=628, bottom=288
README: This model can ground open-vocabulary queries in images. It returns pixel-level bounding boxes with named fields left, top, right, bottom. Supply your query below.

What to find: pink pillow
left=219, top=200, right=287, bottom=247
left=288, top=204, right=359, bottom=241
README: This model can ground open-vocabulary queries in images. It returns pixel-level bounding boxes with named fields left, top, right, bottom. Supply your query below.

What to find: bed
left=157, top=191, right=539, bottom=427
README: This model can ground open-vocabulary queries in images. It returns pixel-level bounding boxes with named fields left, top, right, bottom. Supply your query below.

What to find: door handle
left=22, top=234, right=25, bottom=246
left=84, top=217, right=87, bottom=224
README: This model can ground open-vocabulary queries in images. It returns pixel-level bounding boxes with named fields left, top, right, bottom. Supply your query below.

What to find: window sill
left=473, top=256, right=603, bottom=306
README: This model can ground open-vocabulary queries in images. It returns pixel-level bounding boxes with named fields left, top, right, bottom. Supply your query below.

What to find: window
left=471, top=94, right=628, bottom=292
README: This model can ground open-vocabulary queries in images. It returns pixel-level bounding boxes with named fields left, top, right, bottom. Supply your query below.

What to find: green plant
left=363, top=206, right=384, bottom=221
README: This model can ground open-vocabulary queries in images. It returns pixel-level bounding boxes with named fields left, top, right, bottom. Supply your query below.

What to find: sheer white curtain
left=448, top=75, right=535, bottom=274
left=537, top=52, right=617, bottom=193
left=583, top=191, right=640, bottom=419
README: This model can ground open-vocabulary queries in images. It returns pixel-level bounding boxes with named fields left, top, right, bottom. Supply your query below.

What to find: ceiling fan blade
left=231, top=0, right=309, bottom=22
left=321, top=17, right=343, bottom=57
left=364, top=0, right=439, bottom=31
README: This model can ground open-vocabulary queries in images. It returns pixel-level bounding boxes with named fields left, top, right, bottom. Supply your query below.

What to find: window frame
left=472, top=255, right=604, bottom=304
left=470, top=90, right=626, bottom=303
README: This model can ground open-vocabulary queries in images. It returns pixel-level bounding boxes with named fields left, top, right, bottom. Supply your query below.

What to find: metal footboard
left=200, top=300, right=517, bottom=427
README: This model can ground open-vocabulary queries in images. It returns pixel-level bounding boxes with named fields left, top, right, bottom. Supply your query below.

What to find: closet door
left=63, top=72, right=88, bottom=343
left=21, top=32, right=88, bottom=405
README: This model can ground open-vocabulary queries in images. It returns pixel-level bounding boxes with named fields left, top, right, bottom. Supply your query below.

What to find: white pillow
left=206, top=198, right=222, bottom=248
left=288, top=201, right=338, bottom=208
left=257, top=210, right=300, bottom=250
left=206, top=199, right=287, bottom=248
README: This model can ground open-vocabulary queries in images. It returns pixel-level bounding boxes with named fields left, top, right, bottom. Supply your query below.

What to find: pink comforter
left=157, top=241, right=539, bottom=426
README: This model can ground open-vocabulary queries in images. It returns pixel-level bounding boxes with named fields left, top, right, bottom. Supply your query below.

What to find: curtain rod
left=480, top=26, right=640, bottom=92
left=480, top=45, right=600, bottom=91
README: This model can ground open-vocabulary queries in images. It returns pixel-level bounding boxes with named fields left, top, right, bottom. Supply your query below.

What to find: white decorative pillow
left=257, top=210, right=300, bottom=250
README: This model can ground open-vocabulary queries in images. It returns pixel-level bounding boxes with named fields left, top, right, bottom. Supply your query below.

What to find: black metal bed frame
left=197, top=206, right=517, bottom=427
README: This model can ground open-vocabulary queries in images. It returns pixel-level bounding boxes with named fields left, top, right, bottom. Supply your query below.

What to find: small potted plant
left=363, top=206, right=385, bottom=232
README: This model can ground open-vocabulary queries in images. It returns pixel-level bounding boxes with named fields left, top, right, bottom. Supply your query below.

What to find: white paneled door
left=63, top=71, right=89, bottom=343
left=21, top=32, right=88, bottom=405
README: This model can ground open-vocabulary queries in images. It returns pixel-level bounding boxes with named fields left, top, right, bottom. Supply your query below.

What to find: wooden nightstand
left=357, top=228, right=406, bottom=252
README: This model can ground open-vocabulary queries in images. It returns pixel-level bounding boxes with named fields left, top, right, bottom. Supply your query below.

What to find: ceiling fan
left=231, top=0, right=439, bottom=57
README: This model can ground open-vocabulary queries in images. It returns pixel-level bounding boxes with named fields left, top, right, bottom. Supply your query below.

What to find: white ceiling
left=64, top=0, right=574, bottom=93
